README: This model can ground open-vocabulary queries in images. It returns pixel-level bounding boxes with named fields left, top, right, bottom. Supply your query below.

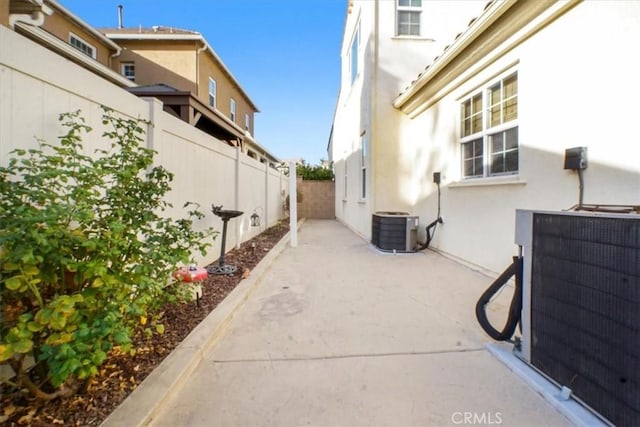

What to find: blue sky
left=61, top=0, right=346, bottom=164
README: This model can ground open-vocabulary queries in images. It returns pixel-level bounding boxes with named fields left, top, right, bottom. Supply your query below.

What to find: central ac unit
left=515, top=209, right=640, bottom=427
left=371, top=211, right=418, bottom=252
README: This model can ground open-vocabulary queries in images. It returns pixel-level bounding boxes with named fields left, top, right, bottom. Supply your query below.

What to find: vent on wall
left=516, top=210, right=640, bottom=426
left=371, top=212, right=418, bottom=252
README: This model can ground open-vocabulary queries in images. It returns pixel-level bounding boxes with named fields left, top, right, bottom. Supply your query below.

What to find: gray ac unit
left=515, top=209, right=640, bottom=427
left=371, top=212, right=418, bottom=252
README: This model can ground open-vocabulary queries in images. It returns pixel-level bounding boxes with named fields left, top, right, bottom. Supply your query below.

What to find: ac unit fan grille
left=531, top=213, right=640, bottom=426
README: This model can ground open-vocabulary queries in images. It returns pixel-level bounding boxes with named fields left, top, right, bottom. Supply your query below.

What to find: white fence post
left=289, top=161, right=297, bottom=247
left=264, top=161, right=269, bottom=229
left=235, top=146, right=241, bottom=249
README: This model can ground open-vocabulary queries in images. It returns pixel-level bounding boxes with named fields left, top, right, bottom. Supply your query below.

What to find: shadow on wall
left=410, top=143, right=640, bottom=274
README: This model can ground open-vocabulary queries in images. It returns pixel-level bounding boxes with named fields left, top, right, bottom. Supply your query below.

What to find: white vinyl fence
left=0, top=26, right=287, bottom=266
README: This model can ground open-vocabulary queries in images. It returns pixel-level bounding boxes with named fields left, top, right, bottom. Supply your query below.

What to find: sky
left=60, top=0, right=346, bottom=164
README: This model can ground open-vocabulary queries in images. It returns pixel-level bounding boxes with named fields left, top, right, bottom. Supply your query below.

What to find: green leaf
left=0, top=344, right=14, bottom=362
left=5, top=276, right=22, bottom=291
left=27, top=321, right=44, bottom=332
left=12, top=339, right=33, bottom=354
left=155, top=324, right=165, bottom=334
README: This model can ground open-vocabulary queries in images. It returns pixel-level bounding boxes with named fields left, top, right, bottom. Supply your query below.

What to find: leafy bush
left=296, top=160, right=334, bottom=181
left=0, top=108, right=214, bottom=399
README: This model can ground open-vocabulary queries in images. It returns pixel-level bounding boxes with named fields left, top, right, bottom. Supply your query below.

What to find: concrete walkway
left=147, top=220, right=570, bottom=427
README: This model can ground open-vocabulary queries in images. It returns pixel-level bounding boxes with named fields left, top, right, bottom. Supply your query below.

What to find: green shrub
left=0, top=108, right=214, bottom=399
left=296, top=160, right=334, bottom=181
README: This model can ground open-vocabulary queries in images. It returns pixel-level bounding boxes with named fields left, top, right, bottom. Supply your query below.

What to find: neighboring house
left=2, top=1, right=278, bottom=166
left=334, top=0, right=640, bottom=274
left=102, top=26, right=278, bottom=166
left=330, top=0, right=487, bottom=241
left=5, top=0, right=135, bottom=88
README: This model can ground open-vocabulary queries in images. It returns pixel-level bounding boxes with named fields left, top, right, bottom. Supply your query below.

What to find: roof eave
left=45, top=0, right=121, bottom=51
left=392, top=0, right=517, bottom=110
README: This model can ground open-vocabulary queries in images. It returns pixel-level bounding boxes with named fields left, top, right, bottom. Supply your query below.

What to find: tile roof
left=99, top=26, right=200, bottom=36
left=127, top=83, right=183, bottom=93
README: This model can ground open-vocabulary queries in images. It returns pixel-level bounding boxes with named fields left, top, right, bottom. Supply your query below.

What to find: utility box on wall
left=371, top=212, right=418, bottom=252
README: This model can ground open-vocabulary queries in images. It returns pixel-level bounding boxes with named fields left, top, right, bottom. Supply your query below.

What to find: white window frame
left=396, top=0, right=422, bottom=37
left=343, top=157, right=348, bottom=200
left=121, top=62, right=135, bottom=81
left=349, top=21, right=360, bottom=85
left=208, top=78, right=217, bottom=108
left=230, top=98, right=236, bottom=122
left=460, top=70, right=519, bottom=179
left=360, top=132, right=367, bottom=200
left=69, top=32, right=96, bottom=59
left=244, top=113, right=250, bottom=131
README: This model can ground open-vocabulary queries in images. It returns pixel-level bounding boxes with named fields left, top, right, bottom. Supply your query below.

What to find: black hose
left=475, top=256, right=523, bottom=341
left=417, top=182, right=443, bottom=251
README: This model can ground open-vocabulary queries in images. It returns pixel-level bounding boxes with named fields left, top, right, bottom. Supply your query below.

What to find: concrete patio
left=104, top=219, right=575, bottom=426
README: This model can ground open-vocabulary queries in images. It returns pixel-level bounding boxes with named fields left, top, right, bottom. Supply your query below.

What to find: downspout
left=109, top=46, right=122, bottom=69
left=195, top=38, right=207, bottom=97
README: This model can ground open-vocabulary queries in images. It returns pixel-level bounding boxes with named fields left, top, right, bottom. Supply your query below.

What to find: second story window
left=397, top=0, right=422, bottom=36
left=208, top=78, right=217, bottom=108
left=350, top=21, right=360, bottom=85
left=230, top=99, right=236, bottom=122
left=121, top=63, right=135, bottom=81
left=69, top=33, right=96, bottom=59
left=245, top=113, right=250, bottom=131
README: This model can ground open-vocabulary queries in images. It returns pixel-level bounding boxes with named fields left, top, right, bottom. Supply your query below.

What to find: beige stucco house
left=3, top=0, right=278, bottom=166
left=333, top=0, right=640, bottom=274
left=102, top=27, right=278, bottom=165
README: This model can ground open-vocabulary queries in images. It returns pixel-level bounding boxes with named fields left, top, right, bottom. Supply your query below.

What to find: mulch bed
left=1, top=221, right=290, bottom=426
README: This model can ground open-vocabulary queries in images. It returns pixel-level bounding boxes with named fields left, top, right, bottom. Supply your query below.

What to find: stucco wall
left=198, top=52, right=255, bottom=135
left=397, top=1, right=640, bottom=274
left=0, top=26, right=287, bottom=266
left=297, top=178, right=335, bottom=219
left=0, top=2, right=9, bottom=28
left=332, top=0, right=486, bottom=240
left=114, top=40, right=198, bottom=93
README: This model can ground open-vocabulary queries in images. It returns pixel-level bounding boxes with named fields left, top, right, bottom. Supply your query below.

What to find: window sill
left=391, top=36, right=435, bottom=42
left=358, top=199, right=367, bottom=204
left=448, top=176, right=526, bottom=188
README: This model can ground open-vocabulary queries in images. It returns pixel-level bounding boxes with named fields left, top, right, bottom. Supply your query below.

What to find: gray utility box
left=371, top=212, right=418, bottom=252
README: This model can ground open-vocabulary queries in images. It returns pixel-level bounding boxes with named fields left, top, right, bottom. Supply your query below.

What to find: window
left=343, top=157, right=348, bottom=199
left=360, top=132, right=367, bottom=199
left=121, top=63, right=135, bottom=81
left=244, top=113, right=250, bottom=131
left=230, top=99, right=236, bottom=122
left=69, top=33, right=96, bottom=58
left=208, top=78, right=217, bottom=108
left=460, top=72, right=518, bottom=179
left=350, top=21, right=360, bottom=84
left=397, top=0, right=422, bottom=36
